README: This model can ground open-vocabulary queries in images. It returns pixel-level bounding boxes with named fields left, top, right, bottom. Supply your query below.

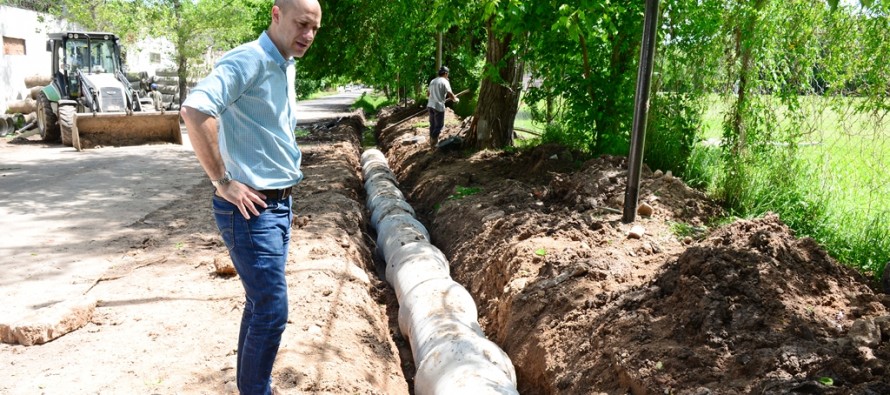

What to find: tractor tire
left=36, top=92, right=61, bottom=143
left=59, top=105, right=76, bottom=147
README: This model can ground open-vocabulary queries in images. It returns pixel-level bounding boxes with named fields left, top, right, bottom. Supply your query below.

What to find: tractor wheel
left=59, top=105, right=76, bottom=147
left=36, top=92, right=61, bottom=142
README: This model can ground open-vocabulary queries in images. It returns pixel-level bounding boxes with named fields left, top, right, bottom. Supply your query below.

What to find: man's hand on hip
left=217, top=181, right=269, bottom=219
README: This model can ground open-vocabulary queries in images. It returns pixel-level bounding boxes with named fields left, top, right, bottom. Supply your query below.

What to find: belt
left=258, top=187, right=293, bottom=200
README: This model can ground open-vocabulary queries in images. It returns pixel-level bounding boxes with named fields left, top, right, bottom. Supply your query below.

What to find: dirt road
left=1, top=91, right=409, bottom=394
left=0, top=91, right=362, bottom=326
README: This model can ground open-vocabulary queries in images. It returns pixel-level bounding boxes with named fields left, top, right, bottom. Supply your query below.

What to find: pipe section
left=361, top=149, right=518, bottom=395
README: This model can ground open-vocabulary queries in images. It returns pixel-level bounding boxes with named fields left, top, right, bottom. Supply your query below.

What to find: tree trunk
left=728, top=0, right=767, bottom=155
left=467, top=19, right=523, bottom=149
left=174, top=0, right=189, bottom=106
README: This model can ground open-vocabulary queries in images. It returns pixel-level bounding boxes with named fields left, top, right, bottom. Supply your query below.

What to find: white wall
left=125, top=36, right=176, bottom=77
left=0, top=6, right=74, bottom=113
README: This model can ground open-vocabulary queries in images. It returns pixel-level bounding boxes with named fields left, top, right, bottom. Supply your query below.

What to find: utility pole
left=622, top=0, right=660, bottom=224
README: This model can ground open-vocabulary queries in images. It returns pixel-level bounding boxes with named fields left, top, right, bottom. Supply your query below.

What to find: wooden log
left=6, top=99, right=37, bottom=114
left=158, top=85, right=179, bottom=94
left=155, top=68, right=178, bottom=77
left=513, top=126, right=541, bottom=137
left=24, top=74, right=52, bottom=88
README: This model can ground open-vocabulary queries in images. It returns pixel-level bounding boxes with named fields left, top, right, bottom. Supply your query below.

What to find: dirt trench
left=374, top=103, right=890, bottom=394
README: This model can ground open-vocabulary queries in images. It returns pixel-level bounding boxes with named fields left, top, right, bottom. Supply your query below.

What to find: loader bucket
left=72, top=111, right=183, bottom=151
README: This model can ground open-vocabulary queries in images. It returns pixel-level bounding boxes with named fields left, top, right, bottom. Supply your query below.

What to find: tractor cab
left=46, top=32, right=131, bottom=112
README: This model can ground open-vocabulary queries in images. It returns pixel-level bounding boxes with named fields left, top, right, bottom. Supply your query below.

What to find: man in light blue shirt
left=180, top=0, right=321, bottom=393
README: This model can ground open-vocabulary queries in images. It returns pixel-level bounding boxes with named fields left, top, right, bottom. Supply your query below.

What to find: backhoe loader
left=35, top=32, right=181, bottom=151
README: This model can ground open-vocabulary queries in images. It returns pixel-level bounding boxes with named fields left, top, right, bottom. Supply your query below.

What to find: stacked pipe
left=361, top=149, right=518, bottom=395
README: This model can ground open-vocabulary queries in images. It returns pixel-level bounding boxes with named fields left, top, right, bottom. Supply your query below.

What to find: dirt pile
left=375, top=107, right=890, bottom=394
left=580, top=215, right=890, bottom=394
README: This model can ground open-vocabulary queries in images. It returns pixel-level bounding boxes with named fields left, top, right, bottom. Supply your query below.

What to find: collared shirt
left=426, top=76, right=452, bottom=113
left=183, top=31, right=302, bottom=190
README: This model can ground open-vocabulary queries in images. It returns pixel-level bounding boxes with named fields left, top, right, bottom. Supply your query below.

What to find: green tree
left=465, top=0, right=526, bottom=149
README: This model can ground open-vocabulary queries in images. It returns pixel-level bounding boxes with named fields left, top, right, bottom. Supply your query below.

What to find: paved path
left=296, top=89, right=369, bottom=124
left=0, top=91, right=363, bottom=323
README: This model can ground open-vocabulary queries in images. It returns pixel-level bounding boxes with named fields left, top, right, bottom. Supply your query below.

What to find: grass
left=447, top=186, right=482, bottom=200
left=693, top=94, right=890, bottom=278
left=352, top=92, right=396, bottom=117
left=514, top=99, right=546, bottom=137
left=305, top=89, right=338, bottom=100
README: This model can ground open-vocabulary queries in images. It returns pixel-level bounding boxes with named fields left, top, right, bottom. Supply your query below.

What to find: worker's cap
left=150, top=83, right=158, bottom=89
left=438, top=66, right=449, bottom=75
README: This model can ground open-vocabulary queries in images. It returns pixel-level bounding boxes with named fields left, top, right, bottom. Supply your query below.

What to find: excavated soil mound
left=584, top=214, right=890, bottom=394
left=374, top=107, right=890, bottom=394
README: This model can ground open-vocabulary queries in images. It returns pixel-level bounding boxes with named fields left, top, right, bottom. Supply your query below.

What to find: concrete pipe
left=398, top=280, right=481, bottom=354
left=361, top=149, right=388, bottom=165
left=415, top=337, right=518, bottom=395
left=361, top=148, right=518, bottom=395
left=362, top=160, right=396, bottom=181
left=366, top=182, right=405, bottom=208
left=29, top=86, right=43, bottom=100
left=24, top=74, right=52, bottom=89
left=385, top=242, right=449, bottom=282
left=361, top=155, right=389, bottom=170
left=363, top=169, right=399, bottom=190
left=376, top=215, right=431, bottom=264
left=386, top=248, right=451, bottom=300
left=369, top=198, right=415, bottom=230
left=0, top=117, right=12, bottom=137
left=377, top=223, right=431, bottom=265
left=6, top=99, right=36, bottom=114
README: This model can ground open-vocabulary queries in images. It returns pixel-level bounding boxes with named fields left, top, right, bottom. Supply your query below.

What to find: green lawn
left=696, top=94, right=890, bottom=274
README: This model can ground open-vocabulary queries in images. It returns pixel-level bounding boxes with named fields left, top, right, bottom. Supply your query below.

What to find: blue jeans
left=213, top=193, right=293, bottom=395
left=428, top=108, right=445, bottom=140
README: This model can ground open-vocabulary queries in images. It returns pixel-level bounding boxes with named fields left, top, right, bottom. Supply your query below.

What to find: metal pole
left=622, top=0, right=660, bottom=224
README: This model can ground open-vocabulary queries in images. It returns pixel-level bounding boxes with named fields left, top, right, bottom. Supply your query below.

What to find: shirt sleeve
left=182, top=48, right=260, bottom=118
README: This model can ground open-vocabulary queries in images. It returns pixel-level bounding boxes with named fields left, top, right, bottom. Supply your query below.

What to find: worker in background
left=149, top=83, right=163, bottom=111
left=426, top=66, right=459, bottom=148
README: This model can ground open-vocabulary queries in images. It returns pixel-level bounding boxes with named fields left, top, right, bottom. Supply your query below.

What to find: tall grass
left=691, top=94, right=890, bottom=279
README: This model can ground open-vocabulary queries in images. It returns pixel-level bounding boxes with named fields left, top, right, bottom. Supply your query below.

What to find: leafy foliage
left=22, top=0, right=889, bottom=279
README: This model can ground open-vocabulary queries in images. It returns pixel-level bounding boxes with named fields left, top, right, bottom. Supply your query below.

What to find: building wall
left=0, top=6, right=74, bottom=113
left=125, top=36, right=176, bottom=77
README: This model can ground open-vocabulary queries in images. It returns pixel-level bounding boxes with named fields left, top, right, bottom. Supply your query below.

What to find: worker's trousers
left=428, top=107, right=445, bottom=140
